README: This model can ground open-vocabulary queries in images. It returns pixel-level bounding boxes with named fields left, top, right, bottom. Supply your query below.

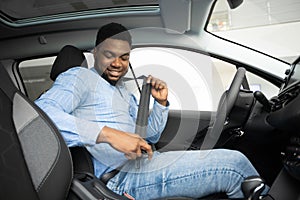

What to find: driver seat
left=48, top=45, right=121, bottom=184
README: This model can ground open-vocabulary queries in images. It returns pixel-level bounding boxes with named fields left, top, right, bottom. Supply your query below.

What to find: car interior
left=0, top=0, right=299, bottom=199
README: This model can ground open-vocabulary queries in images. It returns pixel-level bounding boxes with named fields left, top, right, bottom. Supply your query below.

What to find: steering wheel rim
left=201, top=67, right=246, bottom=150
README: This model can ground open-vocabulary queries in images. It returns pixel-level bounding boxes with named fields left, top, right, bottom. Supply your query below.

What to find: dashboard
left=267, top=80, right=300, bottom=131
left=265, top=56, right=300, bottom=131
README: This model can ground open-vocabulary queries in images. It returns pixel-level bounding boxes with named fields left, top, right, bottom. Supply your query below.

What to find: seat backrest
left=0, top=64, right=73, bottom=199
left=49, top=45, right=94, bottom=175
left=50, top=45, right=87, bottom=81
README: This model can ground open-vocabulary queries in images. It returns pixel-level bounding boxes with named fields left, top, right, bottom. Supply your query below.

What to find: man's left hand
left=147, top=75, right=168, bottom=106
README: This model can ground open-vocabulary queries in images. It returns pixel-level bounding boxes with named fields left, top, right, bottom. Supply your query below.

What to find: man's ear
left=92, top=47, right=97, bottom=55
left=92, top=47, right=98, bottom=60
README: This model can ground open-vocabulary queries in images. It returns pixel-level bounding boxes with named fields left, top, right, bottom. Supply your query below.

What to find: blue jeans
left=106, top=149, right=262, bottom=199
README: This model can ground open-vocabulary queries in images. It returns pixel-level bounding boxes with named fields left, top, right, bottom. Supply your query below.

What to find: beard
left=101, top=73, right=118, bottom=86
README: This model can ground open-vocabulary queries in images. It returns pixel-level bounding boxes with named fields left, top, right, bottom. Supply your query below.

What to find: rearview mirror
left=227, top=0, right=243, bottom=9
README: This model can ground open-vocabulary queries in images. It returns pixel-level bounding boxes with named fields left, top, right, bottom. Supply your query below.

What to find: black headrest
left=50, top=45, right=87, bottom=81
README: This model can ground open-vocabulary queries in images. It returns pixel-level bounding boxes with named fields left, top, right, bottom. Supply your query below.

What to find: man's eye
left=105, top=54, right=113, bottom=58
left=121, top=56, right=129, bottom=61
left=104, top=52, right=114, bottom=58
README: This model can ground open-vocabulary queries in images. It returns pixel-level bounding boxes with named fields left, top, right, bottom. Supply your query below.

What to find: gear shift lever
left=254, top=91, right=272, bottom=112
left=241, top=176, right=265, bottom=200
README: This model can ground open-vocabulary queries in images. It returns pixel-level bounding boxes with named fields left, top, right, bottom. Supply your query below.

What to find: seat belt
left=128, top=62, right=151, bottom=139
left=129, top=62, right=142, bottom=94
left=97, top=67, right=151, bottom=180
left=135, top=77, right=151, bottom=139
left=134, top=77, right=153, bottom=169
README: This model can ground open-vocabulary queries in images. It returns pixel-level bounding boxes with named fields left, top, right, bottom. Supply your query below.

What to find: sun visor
left=159, top=0, right=191, bottom=34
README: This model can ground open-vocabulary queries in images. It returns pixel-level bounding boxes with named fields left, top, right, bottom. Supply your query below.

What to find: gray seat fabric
left=49, top=45, right=95, bottom=175
left=0, top=64, right=73, bottom=200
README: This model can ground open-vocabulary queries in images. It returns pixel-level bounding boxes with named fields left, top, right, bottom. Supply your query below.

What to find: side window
left=213, top=58, right=279, bottom=99
left=19, top=57, right=55, bottom=101
left=128, top=47, right=236, bottom=111
left=18, top=52, right=94, bottom=101
left=128, top=47, right=279, bottom=111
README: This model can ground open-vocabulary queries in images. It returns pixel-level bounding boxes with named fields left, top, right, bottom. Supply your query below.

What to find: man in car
left=35, top=22, right=263, bottom=199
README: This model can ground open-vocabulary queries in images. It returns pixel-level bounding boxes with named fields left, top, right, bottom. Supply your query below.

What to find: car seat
left=0, top=49, right=128, bottom=199
left=49, top=45, right=123, bottom=184
left=50, top=45, right=88, bottom=81
left=0, top=63, right=72, bottom=199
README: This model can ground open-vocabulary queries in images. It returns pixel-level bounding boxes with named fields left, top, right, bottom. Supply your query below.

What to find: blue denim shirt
left=35, top=67, right=169, bottom=177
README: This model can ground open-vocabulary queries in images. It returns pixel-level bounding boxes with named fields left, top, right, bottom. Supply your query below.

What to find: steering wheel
left=201, top=67, right=246, bottom=150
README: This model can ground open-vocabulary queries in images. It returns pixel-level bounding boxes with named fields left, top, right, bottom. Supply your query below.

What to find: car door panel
left=156, top=110, right=213, bottom=152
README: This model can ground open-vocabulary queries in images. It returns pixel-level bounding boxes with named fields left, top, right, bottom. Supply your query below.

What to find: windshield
left=207, top=0, right=300, bottom=63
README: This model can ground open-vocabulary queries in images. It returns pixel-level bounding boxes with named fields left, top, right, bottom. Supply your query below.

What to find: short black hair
left=95, top=22, right=132, bottom=47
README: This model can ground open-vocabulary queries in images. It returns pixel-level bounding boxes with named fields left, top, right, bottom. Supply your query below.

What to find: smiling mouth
left=105, top=68, right=123, bottom=79
left=107, top=70, right=121, bottom=76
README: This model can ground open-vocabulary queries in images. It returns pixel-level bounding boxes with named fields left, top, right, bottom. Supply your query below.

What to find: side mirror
left=227, top=0, right=243, bottom=9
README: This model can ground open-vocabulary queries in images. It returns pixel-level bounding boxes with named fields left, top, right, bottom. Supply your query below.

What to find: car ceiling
left=0, top=3, right=162, bottom=40
left=0, top=0, right=289, bottom=82
left=0, top=0, right=215, bottom=59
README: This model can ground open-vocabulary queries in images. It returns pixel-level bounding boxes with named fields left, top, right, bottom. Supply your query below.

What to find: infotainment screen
left=285, top=56, right=300, bottom=88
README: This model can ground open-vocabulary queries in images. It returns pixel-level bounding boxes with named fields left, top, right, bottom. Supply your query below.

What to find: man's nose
left=111, top=57, right=122, bottom=67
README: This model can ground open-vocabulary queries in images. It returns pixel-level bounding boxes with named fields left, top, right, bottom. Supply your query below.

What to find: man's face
left=93, top=38, right=131, bottom=82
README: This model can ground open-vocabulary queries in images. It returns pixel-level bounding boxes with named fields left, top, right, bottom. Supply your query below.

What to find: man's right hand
left=97, top=126, right=153, bottom=160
